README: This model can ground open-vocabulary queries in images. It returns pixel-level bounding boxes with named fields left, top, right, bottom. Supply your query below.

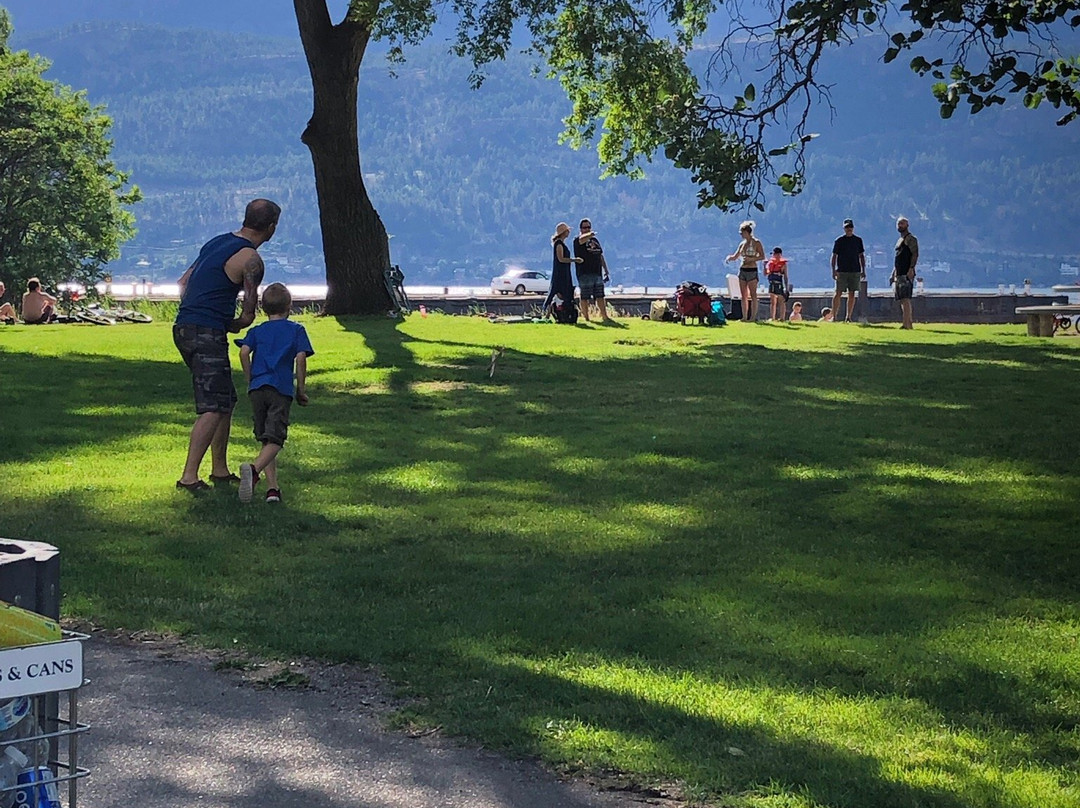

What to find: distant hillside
left=2, top=0, right=306, bottom=38
left=9, top=18, right=1080, bottom=288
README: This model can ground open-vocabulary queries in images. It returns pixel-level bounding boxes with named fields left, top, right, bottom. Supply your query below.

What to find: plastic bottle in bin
left=0, top=747, right=28, bottom=808
left=13, top=768, right=60, bottom=808
left=9, top=719, right=48, bottom=769
left=0, top=700, right=29, bottom=733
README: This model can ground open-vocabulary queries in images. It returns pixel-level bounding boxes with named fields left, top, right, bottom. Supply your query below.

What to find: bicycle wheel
left=117, top=310, right=153, bottom=323
left=75, top=309, right=116, bottom=326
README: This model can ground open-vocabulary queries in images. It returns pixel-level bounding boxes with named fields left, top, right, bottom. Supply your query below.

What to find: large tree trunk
left=295, top=0, right=391, bottom=315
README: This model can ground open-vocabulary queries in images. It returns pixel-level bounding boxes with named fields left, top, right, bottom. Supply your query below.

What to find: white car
left=491, top=269, right=549, bottom=295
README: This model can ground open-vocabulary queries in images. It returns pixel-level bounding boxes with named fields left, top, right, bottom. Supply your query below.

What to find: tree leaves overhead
left=883, top=1, right=1080, bottom=126
left=542, top=4, right=702, bottom=182
left=438, top=0, right=1080, bottom=209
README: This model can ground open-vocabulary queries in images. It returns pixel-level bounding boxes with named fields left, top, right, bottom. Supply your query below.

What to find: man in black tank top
left=890, top=216, right=919, bottom=330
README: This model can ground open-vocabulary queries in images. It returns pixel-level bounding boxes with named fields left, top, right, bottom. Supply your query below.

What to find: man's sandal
left=176, top=479, right=211, bottom=492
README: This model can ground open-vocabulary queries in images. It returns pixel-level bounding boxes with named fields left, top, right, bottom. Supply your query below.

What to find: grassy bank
left=1, top=315, right=1078, bottom=807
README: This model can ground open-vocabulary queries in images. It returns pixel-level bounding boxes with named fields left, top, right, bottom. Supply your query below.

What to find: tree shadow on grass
left=4, top=326, right=1079, bottom=807
left=30, top=494, right=1071, bottom=806
left=433, top=655, right=981, bottom=808
left=311, top=488, right=1079, bottom=766
left=0, top=348, right=190, bottom=464
left=331, top=315, right=422, bottom=395
left=21, top=481, right=1077, bottom=805
left=291, top=326, right=1076, bottom=761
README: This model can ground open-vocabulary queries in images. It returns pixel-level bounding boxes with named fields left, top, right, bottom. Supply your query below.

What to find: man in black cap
left=830, top=218, right=865, bottom=322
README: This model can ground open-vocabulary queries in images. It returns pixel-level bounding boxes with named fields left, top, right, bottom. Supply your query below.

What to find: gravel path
left=75, top=631, right=680, bottom=808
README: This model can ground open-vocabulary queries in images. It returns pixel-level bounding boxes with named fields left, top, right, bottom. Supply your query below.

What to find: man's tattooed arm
left=227, top=250, right=265, bottom=332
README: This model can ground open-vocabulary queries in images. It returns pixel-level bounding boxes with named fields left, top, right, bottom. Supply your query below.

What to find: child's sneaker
left=239, top=463, right=259, bottom=503
left=265, top=488, right=282, bottom=504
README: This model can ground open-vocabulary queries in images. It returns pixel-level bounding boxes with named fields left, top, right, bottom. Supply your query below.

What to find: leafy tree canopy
left=395, top=0, right=1080, bottom=209
left=0, top=9, right=140, bottom=296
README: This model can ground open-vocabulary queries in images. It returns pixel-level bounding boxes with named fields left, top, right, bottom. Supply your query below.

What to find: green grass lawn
left=2, top=314, right=1078, bottom=808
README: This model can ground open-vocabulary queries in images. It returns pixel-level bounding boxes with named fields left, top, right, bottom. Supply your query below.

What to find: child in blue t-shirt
left=236, top=283, right=314, bottom=504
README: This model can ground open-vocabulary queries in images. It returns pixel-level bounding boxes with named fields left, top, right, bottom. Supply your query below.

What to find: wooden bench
left=1014, top=304, right=1080, bottom=337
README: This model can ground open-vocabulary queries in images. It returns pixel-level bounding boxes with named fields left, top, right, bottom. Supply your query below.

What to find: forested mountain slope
left=10, top=18, right=1079, bottom=287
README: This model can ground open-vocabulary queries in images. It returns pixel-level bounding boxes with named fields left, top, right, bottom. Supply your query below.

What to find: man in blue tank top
left=173, top=198, right=280, bottom=491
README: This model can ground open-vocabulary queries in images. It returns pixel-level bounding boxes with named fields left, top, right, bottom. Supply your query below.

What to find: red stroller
left=676, top=281, right=712, bottom=325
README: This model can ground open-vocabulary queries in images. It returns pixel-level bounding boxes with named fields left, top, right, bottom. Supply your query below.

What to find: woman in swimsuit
left=725, top=220, right=764, bottom=321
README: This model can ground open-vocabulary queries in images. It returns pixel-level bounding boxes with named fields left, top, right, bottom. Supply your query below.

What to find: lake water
left=97, top=281, right=1078, bottom=301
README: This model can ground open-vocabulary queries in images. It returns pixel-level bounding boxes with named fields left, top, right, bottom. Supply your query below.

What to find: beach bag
left=709, top=300, right=727, bottom=326
left=649, top=299, right=669, bottom=321
left=677, top=280, right=708, bottom=296
left=551, top=296, right=578, bottom=324
left=676, top=289, right=711, bottom=319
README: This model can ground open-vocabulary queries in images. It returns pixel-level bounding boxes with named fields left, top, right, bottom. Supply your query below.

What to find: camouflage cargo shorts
left=577, top=274, right=606, bottom=301
left=173, top=324, right=237, bottom=414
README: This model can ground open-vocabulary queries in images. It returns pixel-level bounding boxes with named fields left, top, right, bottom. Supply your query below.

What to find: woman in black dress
left=545, top=221, right=582, bottom=321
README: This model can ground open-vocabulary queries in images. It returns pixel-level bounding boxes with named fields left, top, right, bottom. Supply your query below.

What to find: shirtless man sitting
left=21, top=278, right=57, bottom=324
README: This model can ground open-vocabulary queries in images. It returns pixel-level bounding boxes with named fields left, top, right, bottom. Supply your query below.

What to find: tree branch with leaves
left=0, top=10, right=140, bottom=296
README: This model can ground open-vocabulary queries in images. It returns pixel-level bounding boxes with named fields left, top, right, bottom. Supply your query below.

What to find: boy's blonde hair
left=262, top=282, right=292, bottom=316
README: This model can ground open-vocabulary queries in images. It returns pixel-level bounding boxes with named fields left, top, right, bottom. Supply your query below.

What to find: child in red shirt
left=765, top=247, right=790, bottom=322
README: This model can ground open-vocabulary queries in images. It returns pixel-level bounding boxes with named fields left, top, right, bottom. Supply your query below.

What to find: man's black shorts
left=250, top=385, right=292, bottom=446
left=173, top=324, right=237, bottom=414
left=894, top=276, right=914, bottom=300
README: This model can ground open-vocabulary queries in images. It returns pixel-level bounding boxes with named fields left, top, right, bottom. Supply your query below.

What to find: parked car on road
left=491, top=269, right=549, bottom=295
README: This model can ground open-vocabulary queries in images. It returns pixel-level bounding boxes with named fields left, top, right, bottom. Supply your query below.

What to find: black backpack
left=552, top=298, right=578, bottom=324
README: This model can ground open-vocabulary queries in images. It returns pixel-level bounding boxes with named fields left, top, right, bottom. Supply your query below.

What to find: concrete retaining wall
left=395, top=293, right=1069, bottom=324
